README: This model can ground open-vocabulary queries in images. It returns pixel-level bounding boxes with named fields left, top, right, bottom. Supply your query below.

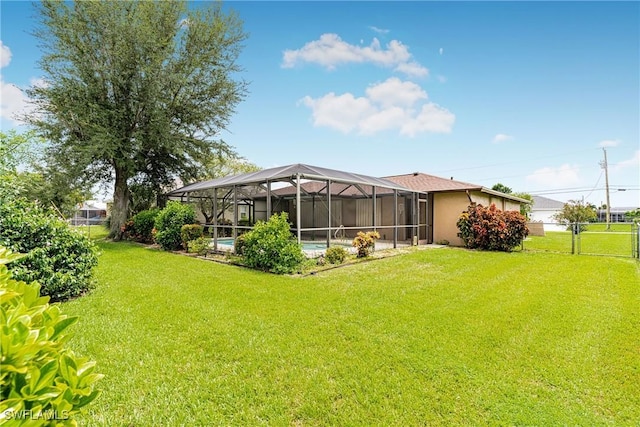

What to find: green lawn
left=73, top=225, right=109, bottom=240
left=63, top=240, right=640, bottom=425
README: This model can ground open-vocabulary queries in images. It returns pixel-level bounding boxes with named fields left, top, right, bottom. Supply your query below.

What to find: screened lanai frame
left=167, top=164, right=428, bottom=253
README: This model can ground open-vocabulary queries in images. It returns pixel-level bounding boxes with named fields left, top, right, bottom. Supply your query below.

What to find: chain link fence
left=523, top=222, right=639, bottom=259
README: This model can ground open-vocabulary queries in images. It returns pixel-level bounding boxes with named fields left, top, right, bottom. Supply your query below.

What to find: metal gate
left=573, top=222, right=639, bottom=258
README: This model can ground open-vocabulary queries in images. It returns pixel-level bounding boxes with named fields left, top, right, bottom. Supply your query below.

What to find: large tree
left=25, top=1, right=248, bottom=239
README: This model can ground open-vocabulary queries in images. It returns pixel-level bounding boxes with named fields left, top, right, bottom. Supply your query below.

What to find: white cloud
left=282, top=33, right=428, bottom=77
left=0, top=80, right=30, bottom=124
left=394, top=61, right=429, bottom=78
left=359, top=106, right=406, bottom=135
left=369, top=26, right=390, bottom=35
left=525, top=164, right=580, bottom=188
left=0, top=41, right=32, bottom=125
left=612, top=150, right=640, bottom=172
left=0, top=40, right=12, bottom=68
left=439, top=47, right=444, bottom=55
left=598, top=139, right=620, bottom=148
left=300, top=77, right=455, bottom=136
left=492, top=133, right=513, bottom=144
left=400, top=103, right=455, bottom=136
left=365, top=77, right=427, bottom=108
left=300, top=92, right=375, bottom=134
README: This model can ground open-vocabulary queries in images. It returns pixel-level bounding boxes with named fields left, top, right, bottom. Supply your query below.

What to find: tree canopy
left=25, top=0, right=248, bottom=238
left=0, top=130, right=90, bottom=217
left=491, top=183, right=513, bottom=194
left=553, top=199, right=597, bottom=230
left=624, top=208, right=640, bottom=223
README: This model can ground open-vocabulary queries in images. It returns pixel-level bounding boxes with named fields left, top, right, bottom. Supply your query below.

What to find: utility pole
left=600, top=148, right=611, bottom=230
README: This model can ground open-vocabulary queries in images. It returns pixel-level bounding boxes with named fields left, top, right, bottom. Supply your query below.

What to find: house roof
left=384, top=172, right=481, bottom=192
left=531, top=195, right=565, bottom=210
left=168, top=163, right=416, bottom=196
left=384, top=172, right=531, bottom=204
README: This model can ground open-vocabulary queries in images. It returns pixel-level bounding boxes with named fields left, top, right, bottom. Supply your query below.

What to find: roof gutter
left=480, top=187, right=532, bottom=204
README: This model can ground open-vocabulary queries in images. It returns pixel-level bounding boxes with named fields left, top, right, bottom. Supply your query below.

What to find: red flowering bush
left=456, top=203, right=529, bottom=252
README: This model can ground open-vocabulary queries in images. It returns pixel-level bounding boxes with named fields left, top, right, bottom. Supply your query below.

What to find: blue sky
left=1, top=1, right=638, bottom=207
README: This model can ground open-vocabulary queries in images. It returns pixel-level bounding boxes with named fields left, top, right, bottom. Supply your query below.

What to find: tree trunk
left=110, top=167, right=131, bottom=240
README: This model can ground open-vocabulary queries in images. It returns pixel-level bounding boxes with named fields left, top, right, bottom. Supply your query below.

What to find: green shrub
left=0, top=196, right=98, bottom=302
left=325, top=246, right=348, bottom=264
left=187, top=237, right=210, bottom=256
left=154, top=202, right=196, bottom=251
left=242, top=213, right=304, bottom=274
left=180, top=224, right=204, bottom=250
left=456, top=203, right=529, bottom=252
left=352, top=231, right=380, bottom=258
left=234, top=234, right=247, bottom=255
left=0, top=247, right=103, bottom=423
left=130, top=208, right=160, bottom=243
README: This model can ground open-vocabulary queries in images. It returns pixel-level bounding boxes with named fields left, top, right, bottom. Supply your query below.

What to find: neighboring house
left=71, top=201, right=108, bottom=226
left=384, top=173, right=530, bottom=246
left=529, top=195, right=566, bottom=231
left=597, top=207, right=639, bottom=223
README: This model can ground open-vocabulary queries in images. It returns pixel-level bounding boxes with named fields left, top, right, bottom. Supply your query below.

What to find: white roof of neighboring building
left=80, top=200, right=107, bottom=211
left=531, top=195, right=565, bottom=210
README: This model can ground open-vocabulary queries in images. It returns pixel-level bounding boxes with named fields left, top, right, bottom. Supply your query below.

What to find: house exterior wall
left=433, top=191, right=526, bottom=246
left=432, top=192, right=469, bottom=246
left=504, top=200, right=521, bottom=211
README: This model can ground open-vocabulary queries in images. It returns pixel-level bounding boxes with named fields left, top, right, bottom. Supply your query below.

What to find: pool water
left=213, top=238, right=343, bottom=251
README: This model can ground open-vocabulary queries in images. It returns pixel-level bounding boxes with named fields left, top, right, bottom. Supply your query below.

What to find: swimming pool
left=212, top=238, right=347, bottom=251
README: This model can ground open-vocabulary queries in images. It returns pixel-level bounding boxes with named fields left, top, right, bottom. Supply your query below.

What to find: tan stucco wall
left=433, top=191, right=524, bottom=246
left=504, top=200, right=521, bottom=211
left=432, top=192, right=470, bottom=246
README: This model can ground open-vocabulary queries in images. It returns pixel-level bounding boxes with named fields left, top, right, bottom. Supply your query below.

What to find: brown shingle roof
left=384, top=173, right=482, bottom=192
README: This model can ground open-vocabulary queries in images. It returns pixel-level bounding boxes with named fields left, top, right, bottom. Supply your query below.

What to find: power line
left=433, top=147, right=598, bottom=174
left=528, top=187, right=639, bottom=196
left=583, top=170, right=604, bottom=202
